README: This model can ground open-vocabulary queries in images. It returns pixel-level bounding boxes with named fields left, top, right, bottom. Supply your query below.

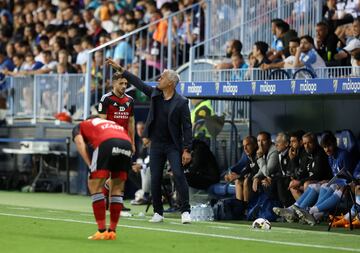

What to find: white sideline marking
left=0, top=212, right=359, bottom=252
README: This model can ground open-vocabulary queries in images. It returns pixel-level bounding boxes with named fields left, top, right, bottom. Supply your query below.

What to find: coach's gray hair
left=277, top=132, right=290, bottom=144
left=164, top=69, right=180, bottom=86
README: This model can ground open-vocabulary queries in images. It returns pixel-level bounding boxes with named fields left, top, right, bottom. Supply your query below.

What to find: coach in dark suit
left=106, top=59, right=192, bottom=224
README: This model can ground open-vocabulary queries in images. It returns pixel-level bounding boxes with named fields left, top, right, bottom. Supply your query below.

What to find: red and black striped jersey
left=98, top=92, right=134, bottom=132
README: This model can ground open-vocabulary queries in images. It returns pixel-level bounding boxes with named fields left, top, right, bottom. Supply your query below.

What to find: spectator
left=314, top=21, right=341, bottom=66
left=335, top=17, right=360, bottom=72
left=22, top=52, right=43, bottom=73
left=253, top=41, right=271, bottom=68
left=75, top=35, right=93, bottom=73
left=0, top=48, right=14, bottom=72
left=33, top=50, right=58, bottom=74
left=252, top=41, right=271, bottom=80
left=262, top=37, right=300, bottom=72
left=230, top=53, right=248, bottom=81
left=89, top=18, right=107, bottom=46
left=58, top=49, right=77, bottom=73
left=215, top=39, right=242, bottom=70
left=269, top=20, right=289, bottom=62
left=113, top=30, right=134, bottom=67
left=293, top=35, right=326, bottom=75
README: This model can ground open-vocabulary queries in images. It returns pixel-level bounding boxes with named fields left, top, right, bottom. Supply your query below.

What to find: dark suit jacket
left=123, top=70, right=192, bottom=152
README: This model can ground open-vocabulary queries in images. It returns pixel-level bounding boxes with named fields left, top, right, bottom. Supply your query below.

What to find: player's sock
left=294, top=187, right=312, bottom=207
left=298, top=185, right=319, bottom=209
left=109, top=195, right=123, bottom=231
left=315, top=187, right=335, bottom=206
left=91, top=193, right=106, bottom=230
left=316, top=189, right=341, bottom=212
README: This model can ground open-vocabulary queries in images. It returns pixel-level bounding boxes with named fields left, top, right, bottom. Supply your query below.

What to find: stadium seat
left=335, top=131, right=343, bottom=149
left=340, top=129, right=357, bottom=153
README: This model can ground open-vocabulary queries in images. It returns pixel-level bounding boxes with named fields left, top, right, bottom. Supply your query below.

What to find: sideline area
left=0, top=191, right=359, bottom=253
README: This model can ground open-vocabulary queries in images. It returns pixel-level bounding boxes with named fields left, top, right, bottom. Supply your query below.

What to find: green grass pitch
left=0, top=191, right=359, bottom=253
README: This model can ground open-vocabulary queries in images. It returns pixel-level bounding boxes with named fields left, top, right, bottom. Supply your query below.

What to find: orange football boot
left=88, top=231, right=109, bottom=240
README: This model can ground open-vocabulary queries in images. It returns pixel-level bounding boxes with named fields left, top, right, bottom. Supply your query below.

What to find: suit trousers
left=150, top=142, right=190, bottom=215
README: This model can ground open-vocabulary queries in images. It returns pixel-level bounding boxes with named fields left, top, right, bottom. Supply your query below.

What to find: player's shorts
left=89, top=138, right=132, bottom=180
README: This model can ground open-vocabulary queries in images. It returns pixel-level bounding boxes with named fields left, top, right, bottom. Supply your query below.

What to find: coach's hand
left=182, top=150, right=191, bottom=166
left=106, top=58, right=125, bottom=74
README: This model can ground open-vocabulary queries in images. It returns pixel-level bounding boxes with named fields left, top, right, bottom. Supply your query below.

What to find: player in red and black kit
left=73, top=117, right=132, bottom=240
left=98, top=72, right=135, bottom=211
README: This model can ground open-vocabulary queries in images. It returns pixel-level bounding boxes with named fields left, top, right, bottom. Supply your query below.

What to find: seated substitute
left=73, top=116, right=132, bottom=240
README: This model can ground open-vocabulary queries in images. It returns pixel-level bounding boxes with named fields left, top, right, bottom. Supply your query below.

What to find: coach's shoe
left=106, top=231, right=116, bottom=240
left=149, top=213, right=164, bottom=223
left=88, top=231, right=109, bottom=240
left=181, top=211, right=191, bottom=224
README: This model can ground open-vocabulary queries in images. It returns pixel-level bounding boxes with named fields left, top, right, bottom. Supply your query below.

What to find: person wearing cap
left=335, top=17, right=360, bottom=67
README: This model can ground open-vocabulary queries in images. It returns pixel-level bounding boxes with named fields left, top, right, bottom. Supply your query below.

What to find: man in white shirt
left=293, top=35, right=326, bottom=76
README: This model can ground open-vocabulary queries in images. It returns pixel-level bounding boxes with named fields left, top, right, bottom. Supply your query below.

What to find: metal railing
left=188, top=0, right=323, bottom=81
left=83, top=0, right=243, bottom=119
left=190, top=66, right=360, bottom=82
left=5, top=74, right=85, bottom=122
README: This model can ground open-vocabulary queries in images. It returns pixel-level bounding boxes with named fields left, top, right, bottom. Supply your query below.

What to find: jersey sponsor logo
left=112, top=147, right=132, bottom=157
left=118, top=106, right=126, bottom=112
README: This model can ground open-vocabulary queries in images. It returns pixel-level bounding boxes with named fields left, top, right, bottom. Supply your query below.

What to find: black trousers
left=150, top=143, right=190, bottom=215
left=274, top=176, right=295, bottom=207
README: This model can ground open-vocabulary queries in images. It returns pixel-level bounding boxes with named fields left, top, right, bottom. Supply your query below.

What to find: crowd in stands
left=217, top=0, right=360, bottom=80
left=0, top=0, right=205, bottom=81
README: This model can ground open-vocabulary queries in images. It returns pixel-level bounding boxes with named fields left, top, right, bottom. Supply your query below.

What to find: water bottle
left=190, top=205, right=199, bottom=222
left=200, top=204, right=207, bottom=221
left=208, top=205, right=214, bottom=221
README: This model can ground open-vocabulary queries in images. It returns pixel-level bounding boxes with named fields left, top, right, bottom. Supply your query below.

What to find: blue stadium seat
left=340, top=129, right=357, bottom=153
left=335, top=131, right=343, bottom=149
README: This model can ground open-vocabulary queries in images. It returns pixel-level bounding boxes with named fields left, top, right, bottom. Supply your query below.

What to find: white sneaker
left=149, top=213, right=164, bottom=223
left=181, top=211, right=191, bottom=224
